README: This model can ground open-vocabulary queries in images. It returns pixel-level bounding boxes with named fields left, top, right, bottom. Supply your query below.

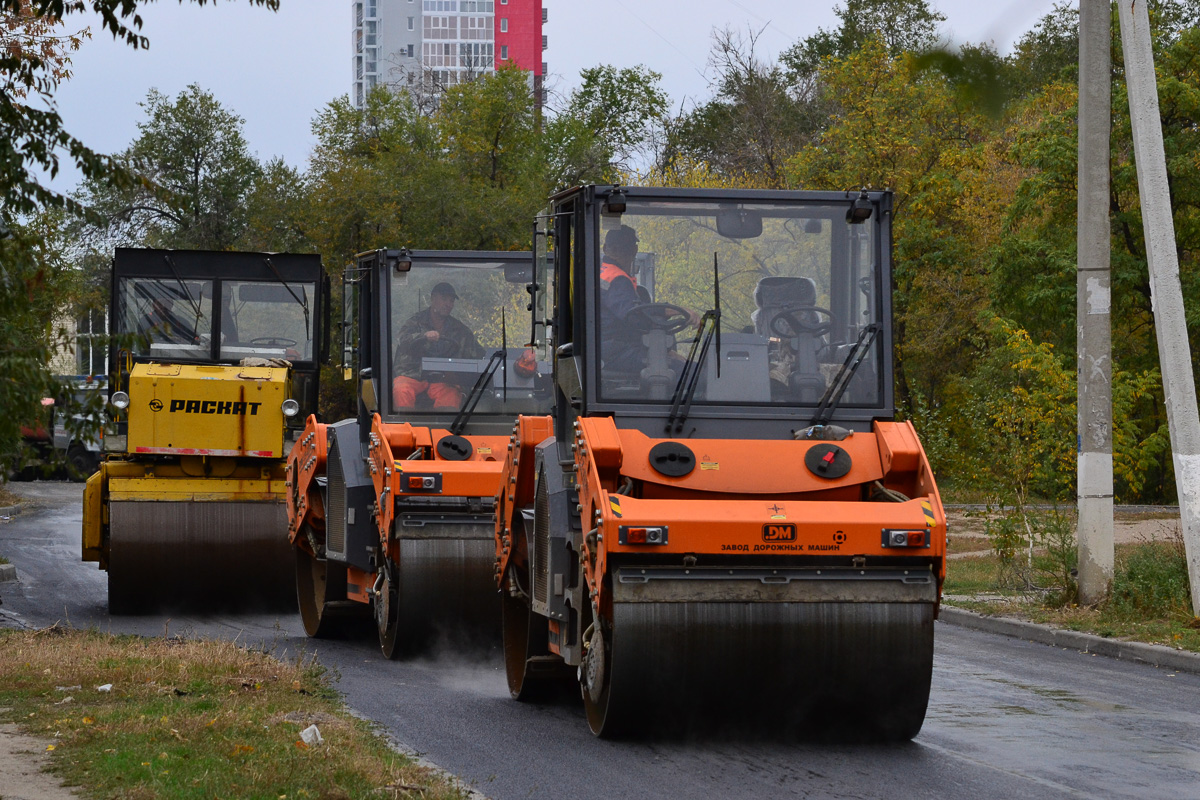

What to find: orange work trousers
left=392, top=375, right=463, bottom=409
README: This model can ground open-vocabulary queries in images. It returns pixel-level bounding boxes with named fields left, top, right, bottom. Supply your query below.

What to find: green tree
left=1, top=1, right=277, bottom=478
left=787, top=36, right=995, bottom=417
left=304, top=66, right=549, bottom=272
left=780, top=0, right=945, bottom=81
left=665, top=27, right=819, bottom=186
left=1, top=0, right=276, bottom=219
left=0, top=212, right=83, bottom=475
left=241, top=157, right=311, bottom=253
left=554, top=64, right=667, bottom=179
left=75, top=84, right=263, bottom=250
left=1005, top=2, right=1079, bottom=99
left=433, top=63, right=547, bottom=248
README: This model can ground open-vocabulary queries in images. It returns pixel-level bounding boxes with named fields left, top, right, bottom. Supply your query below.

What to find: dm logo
left=762, top=523, right=797, bottom=543
left=149, top=399, right=163, bottom=412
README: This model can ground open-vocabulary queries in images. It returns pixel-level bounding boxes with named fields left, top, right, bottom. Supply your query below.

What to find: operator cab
left=548, top=186, right=893, bottom=441
left=110, top=247, right=329, bottom=428
left=349, top=250, right=552, bottom=438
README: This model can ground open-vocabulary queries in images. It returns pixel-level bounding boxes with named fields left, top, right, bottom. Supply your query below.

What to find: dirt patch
left=0, top=722, right=80, bottom=800
left=946, top=508, right=1181, bottom=545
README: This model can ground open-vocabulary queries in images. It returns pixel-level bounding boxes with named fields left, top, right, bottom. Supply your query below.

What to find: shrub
left=1111, top=532, right=1192, bottom=618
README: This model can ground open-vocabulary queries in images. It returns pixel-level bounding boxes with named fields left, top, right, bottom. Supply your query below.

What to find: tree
left=1, top=3, right=103, bottom=220
left=1005, top=2, right=1079, bottom=99
left=665, top=27, right=819, bottom=186
left=241, top=157, right=310, bottom=253
left=787, top=36, right=995, bottom=418
left=74, top=84, right=263, bottom=250
left=554, top=64, right=667, bottom=178
left=0, top=212, right=83, bottom=475
left=1, top=0, right=278, bottom=481
left=780, top=0, right=945, bottom=81
left=0, top=0, right=277, bottom=219
left=303, top=66, right=549, bottom=271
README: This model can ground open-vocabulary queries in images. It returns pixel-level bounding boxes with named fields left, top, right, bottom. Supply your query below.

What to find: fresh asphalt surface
left=3, top=481, right=1199, bottom=799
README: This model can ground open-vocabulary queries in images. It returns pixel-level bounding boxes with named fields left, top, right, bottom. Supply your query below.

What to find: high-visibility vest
left=600, top=261, right=637, bottom=292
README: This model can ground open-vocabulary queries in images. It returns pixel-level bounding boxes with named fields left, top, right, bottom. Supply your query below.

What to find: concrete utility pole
left=1118, top=0, right=1200, bottom=616
left=1077, top=0, right=1114, bottom=605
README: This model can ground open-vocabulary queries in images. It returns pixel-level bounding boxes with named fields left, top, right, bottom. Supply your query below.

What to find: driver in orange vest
left=599, top=225, right=698, bottom=372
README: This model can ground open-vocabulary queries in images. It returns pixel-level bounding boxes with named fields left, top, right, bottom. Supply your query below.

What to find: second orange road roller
left=287, top=248, right=551, bottom=657
left=496, top=185, right=947, bottom=738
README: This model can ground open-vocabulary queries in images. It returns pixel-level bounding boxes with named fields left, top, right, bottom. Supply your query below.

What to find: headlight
left=281, top=399, right=300, bottom=418
left=110, top=391, right=130, bottom=410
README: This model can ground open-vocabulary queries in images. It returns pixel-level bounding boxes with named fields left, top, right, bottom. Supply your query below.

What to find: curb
left=0, top=504, right=20, bottom=518
left=939, top=606, right=1200, bottom=676
left=0, top=563, right=16, bottom=583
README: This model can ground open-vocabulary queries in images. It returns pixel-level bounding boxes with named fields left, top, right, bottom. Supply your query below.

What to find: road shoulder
left=939, top=605, right=1200, bottom=675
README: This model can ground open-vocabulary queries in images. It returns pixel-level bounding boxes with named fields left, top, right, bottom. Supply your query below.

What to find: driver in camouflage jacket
left=392, top=282, right=483, bottom=408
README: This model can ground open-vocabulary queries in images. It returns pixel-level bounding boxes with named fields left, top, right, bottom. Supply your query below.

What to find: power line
left=611, top=0, right=709, bottom=83
left=721, top=0, right=796, bottom=43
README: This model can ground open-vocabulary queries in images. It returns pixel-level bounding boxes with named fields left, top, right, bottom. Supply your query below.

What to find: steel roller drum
left=395, top=530, right=500, bottom=653
left=107, top=501, right=295, bottom=614
left=589, top=582, right=936, bottom=740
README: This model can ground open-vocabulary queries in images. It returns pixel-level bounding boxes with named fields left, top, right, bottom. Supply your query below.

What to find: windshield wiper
left=450, top=311, right=507, bottom=436
left=162, top=254, right=204, bottom=322
left=262, top=256, right=312, bottom=340
left=665, top=310, right=718, bottom=436
left=449, top=350, right=505, bottom=436
left=810, top=323, right=880, bottom=427
left=665, top=253, right=722, bottom=436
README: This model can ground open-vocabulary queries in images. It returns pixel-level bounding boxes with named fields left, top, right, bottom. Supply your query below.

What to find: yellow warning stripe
left=609, top=496, right=623, bottom=518
left=922, top=500, right=935, bottom=527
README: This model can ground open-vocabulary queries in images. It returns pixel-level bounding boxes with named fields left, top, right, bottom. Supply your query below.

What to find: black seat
left=751, top=276, right=818, bottom=336
left=751, top=276, right=825, bottom=402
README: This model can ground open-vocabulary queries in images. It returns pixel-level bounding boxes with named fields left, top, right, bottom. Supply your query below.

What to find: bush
left=985, top=503, right=1077, bottom=605
left=1111, top=535, right=1192, bottom=618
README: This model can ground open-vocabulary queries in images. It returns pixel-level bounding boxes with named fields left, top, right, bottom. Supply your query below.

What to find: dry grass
left=0, top=484, right=20, bottom=507
left=946, top=535, right=992, bottom=555
left=0, top=626, right=466, bottom=800
left=943, top=542, right=1200, bottom=655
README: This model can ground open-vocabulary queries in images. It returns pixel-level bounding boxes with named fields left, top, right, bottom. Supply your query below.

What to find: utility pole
left=1118, top=0, right=1200, bottom=616
left=1077, top=0, right=1114, bottom=605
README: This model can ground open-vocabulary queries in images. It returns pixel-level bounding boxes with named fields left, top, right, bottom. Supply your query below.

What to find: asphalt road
left=3, top=481, right=1199, bottom=800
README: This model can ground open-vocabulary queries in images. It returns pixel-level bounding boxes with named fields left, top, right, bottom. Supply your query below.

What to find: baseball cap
left=431, top=282, right=458, bottom=299
left=604, top=225, right=639, bottom=252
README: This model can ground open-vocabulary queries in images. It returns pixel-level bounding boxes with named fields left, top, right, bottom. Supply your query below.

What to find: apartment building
left=352, top=0, right=547, bottom=109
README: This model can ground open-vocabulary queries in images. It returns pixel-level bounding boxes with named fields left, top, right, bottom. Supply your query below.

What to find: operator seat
left=752, top=276, right=826, bottom=402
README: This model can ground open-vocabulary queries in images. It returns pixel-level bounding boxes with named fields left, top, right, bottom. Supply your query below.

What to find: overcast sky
left=45, top=0, right=1058, bottom=192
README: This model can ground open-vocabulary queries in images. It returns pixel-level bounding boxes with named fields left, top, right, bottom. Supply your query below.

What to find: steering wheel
left=248, top=336, right=297, bottom=347
left=626, top=303, right=693, bottom=335
left=769, top=305, right=834, bottom=337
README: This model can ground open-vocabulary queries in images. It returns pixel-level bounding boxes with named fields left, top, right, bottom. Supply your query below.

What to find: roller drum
left=394, top=532, right=500, bottom=653
left=591, top=598, right=934, bottom=740
left=107, top=500, right=295, bottom=614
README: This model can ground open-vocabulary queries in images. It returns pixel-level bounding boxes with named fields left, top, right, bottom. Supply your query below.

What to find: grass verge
left=944, top=545, right=1200, bottom=655
left=0, top=484, right=20, bottom=508
left=0, top=626, right=466, bottom=800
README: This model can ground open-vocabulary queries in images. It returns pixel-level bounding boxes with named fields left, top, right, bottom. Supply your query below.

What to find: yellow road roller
left=82, top=248, right=328, bottom=613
